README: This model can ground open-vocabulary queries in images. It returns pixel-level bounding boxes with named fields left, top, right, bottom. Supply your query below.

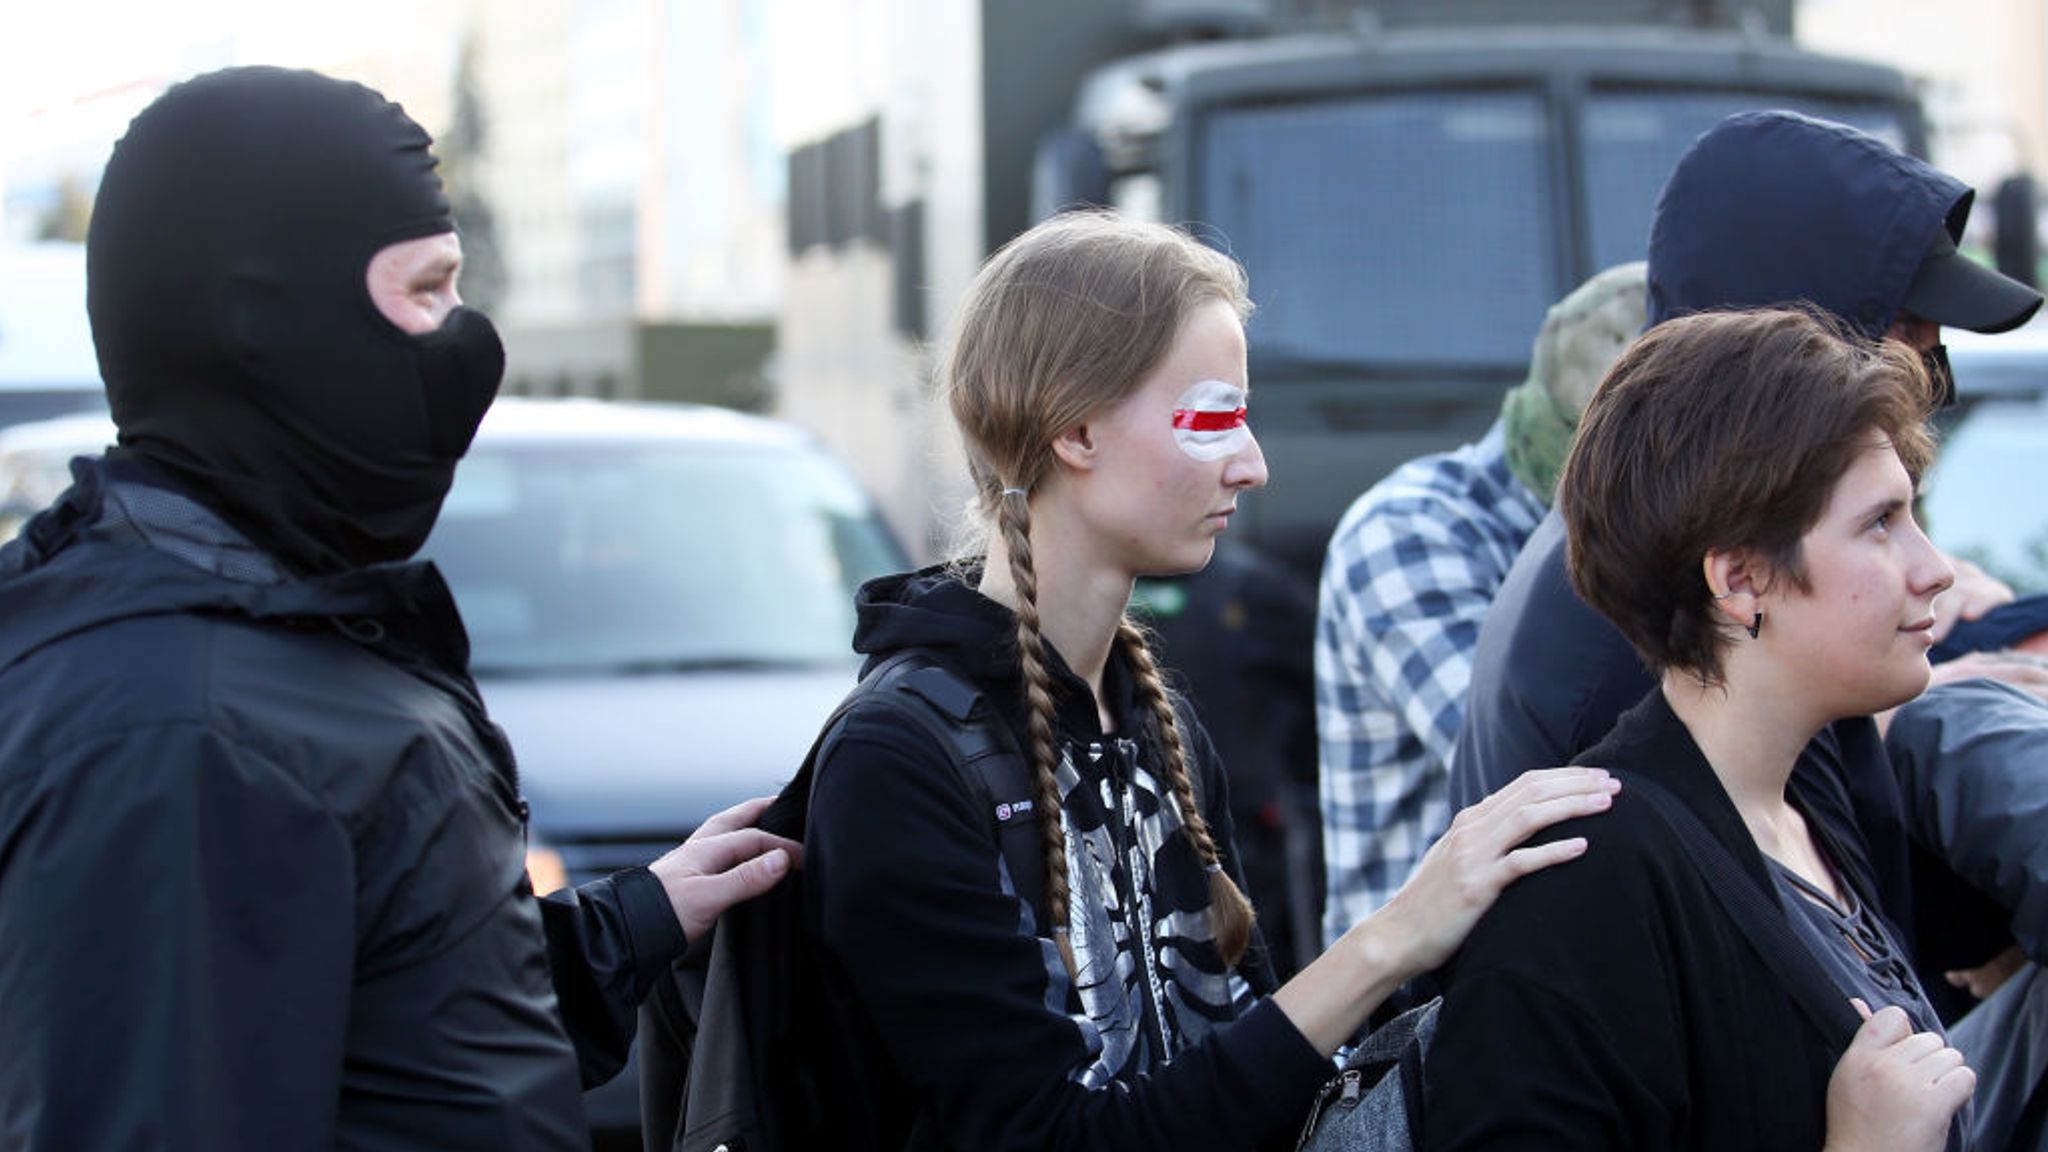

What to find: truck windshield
left=1196, top=87, right=1904, bottom=376
left=1582, top=90, right=1905, bottom=273
left=1198, top=89, right=1556, bottom=371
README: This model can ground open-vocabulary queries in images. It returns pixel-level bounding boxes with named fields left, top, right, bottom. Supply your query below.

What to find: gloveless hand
left=646, top=796, right=803, bottom=943
left=1367, top=766, right=1619, bottom=978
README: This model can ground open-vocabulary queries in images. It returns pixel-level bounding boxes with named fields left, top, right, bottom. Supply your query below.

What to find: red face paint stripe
left=1171, top=407, right=1247, bottom=432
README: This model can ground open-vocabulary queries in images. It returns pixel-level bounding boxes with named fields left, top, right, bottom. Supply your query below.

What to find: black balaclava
left=88, top=66, right=505, bottom=575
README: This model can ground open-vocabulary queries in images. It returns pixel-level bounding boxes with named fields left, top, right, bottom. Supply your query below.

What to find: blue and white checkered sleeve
left=1316, top=492, right=1509, bottom=940
left=1351, top=508, right=1498, bottom=769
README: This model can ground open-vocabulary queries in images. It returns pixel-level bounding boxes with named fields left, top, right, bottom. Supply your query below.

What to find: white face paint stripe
left=1173, top=379, right=1251, bottom=462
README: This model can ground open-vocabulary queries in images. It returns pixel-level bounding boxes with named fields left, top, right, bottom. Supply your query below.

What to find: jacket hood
left=1647, top=110, right=1965, bottom=338
left=853, top=564, right=1021, bottom=685
left=852, top=563, right=1140, bottom=739
left=0, top=455, right=466, bottom=679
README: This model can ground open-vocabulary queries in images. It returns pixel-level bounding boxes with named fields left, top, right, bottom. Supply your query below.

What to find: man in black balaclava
left=0, top=67, right=795, bottom=1150
left=87, top=63, right=500, bottom=573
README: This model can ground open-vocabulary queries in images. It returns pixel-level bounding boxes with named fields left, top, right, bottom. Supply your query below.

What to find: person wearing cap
left=1449, top=109, right=2048, bottom=1148
left=1455, top=108, right=2041, bottom=818
left=0, top=67, right=796, bottom=1150
left=1314, top=262, right=1646, bottom=944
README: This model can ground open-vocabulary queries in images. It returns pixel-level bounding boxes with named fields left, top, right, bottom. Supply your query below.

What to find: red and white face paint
left=1172, top=379, right=1250, bottom=462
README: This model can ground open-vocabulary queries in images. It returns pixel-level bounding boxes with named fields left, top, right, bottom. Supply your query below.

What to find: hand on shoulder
left=1370, top=766, right=1620, bottom=977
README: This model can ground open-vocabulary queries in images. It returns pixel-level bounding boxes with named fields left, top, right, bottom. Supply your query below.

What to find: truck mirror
left=1995, top=173, right=2039, bottom=289
left=1031, top=131, right=1112, bottom=222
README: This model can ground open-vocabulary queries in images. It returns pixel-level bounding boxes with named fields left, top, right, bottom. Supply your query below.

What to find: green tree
left=35, top=173, right=92, bottom=243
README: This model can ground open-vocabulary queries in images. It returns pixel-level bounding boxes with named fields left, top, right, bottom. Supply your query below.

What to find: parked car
left=0, top=397, right=910, bottom=1145
left=1928, top=320, right=2048, bottom=595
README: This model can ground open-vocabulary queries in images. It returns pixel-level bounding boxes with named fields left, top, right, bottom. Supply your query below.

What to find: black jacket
left=799, top=567, right=1330, bottom=1152
left=1888, top=678, right=2048, bottom=961
left=1428, top=691, right=1915, bottom=1151
left=0, top=458, right=682, bottom=1150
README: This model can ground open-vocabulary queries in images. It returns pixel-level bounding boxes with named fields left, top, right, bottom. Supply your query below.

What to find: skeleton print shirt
left=1058, top=731, right=1256, bottom=1087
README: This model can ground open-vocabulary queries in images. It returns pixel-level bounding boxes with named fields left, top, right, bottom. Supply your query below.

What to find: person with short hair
left=1427, top=307, right=1972, bottom=1152
left=1451, top=110, right=2046, bottom=1020
left=1454, top=111, right=2041, bottom=808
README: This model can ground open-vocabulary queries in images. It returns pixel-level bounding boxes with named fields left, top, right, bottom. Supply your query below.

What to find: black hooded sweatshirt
left=799, top=567, right=1330, bottom=1152
left=0, top=459, right=674, bottom=1150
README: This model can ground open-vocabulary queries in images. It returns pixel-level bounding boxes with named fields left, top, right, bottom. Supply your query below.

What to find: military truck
left=769, top=0, right=1950, bottom=971
left=1027, top=0, right=1927, bottom=573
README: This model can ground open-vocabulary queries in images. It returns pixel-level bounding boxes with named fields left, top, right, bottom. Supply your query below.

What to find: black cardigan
left=1424, top=689, right=1889, bottom=1151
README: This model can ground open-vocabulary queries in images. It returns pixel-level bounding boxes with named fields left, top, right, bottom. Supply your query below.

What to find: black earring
left=1745, top=613, right=1762, bottom=640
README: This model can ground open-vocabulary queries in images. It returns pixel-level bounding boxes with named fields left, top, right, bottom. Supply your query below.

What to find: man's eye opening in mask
left=367, top=231, right=465, bottom=336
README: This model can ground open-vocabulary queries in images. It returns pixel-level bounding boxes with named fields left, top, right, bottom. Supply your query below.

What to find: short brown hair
left=1559, top=307, right=1936, bottom=683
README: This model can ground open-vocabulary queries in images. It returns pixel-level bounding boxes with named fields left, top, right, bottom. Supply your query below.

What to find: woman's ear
left=1051, top=421, right=1098, bottom=472
left=1702, top=547, right=1766, bottom=625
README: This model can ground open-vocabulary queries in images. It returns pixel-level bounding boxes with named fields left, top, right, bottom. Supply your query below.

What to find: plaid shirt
left=1315, top=422, right=1545, bottom=944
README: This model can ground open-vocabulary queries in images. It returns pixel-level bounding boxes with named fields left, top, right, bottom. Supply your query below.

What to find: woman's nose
left=1227, top=430, right=1269, bottom=490
left=1911, top=524, right=1956, bottom=598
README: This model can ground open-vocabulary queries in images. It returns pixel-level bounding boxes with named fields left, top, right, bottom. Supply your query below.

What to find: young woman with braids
left=797, top=210, right=1619, bottom=1151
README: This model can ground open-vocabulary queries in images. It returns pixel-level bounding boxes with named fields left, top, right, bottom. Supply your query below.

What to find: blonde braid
left=999, top=489, right=1080, bottom=980
left=1115, top=616, right=1255, bottom=966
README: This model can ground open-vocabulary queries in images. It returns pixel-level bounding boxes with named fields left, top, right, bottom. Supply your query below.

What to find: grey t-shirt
left=1771, top=859, right=1971, bottom=1151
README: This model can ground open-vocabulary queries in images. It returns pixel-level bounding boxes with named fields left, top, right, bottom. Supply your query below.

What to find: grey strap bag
left=1293, top=997, right=1438, bottom=1152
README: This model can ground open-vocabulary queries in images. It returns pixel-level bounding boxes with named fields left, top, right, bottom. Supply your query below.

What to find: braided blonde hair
left=941, top=210, right=1256, bottom=973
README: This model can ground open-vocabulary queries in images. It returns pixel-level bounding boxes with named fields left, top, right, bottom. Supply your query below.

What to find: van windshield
left=1198, top=88, right=1557, bottom=372
left=427, top=440, right=906, bottom=675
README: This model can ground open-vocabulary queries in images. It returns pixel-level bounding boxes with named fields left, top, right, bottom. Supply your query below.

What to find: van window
left=1924, top=395, right=2048, bottom=594
left=427, top=440, right=904, bottom=673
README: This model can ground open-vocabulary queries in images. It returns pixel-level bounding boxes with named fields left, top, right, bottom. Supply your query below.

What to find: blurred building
left=769, top=0, right=1148, bottom=557
left=466, top=0, right=784, bottom=407
left=0, top=5, right=463, bottom=245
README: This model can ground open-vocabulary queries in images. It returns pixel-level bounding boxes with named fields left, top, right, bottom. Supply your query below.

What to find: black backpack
left=637, top=650, right=1041, bottom=1152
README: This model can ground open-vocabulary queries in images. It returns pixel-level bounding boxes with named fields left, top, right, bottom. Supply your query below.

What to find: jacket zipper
left=1097, top=736, right=1176, bottom=1060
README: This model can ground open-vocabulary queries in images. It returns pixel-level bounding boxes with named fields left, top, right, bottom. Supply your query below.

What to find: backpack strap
left=832, top=654, right=1045, bottom=917
left=1624, top=771, right=1863, bottom=1046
